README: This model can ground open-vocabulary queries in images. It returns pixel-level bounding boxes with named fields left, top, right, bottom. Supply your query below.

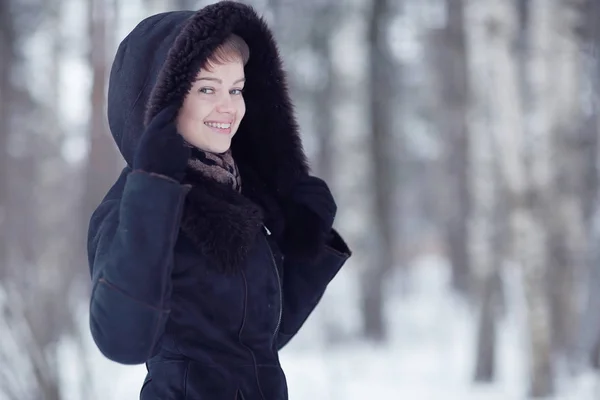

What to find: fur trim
left=181, top=171, right=264, bottom=274
left=144, top=1, right=323, bottom=270
left=145, top=1, right=309, bottom=197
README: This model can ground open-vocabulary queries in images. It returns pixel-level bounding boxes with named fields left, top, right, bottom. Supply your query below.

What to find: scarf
left=187, top=149, right=242, bottom=192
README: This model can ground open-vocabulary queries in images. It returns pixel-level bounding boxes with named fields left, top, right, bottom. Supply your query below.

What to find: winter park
left=2, top=0, right=600, bottom=399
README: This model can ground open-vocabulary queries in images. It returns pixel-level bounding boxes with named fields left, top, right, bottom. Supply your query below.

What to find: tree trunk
left=574, top=0, right=600, bottom=372
left=0, top=0, right=15, bottom=277
left=579, top=0, right=600, bottom=224
left=435, top=0, right=472, bottom=299
left=465, top=1, right=504, bottom=380
left=310, top=6, right=336, bottom=183
left=82, top=0, right=121, bottom=261
left=469, top=103, right=501, bottom=381
left=514, top=2, right=555, bottom=392
left=361, top=0, right=396, bottom=342
left=468, top=0, right=555, bottom=395
left=542, top=0, right=585, bottom=363
left=474, top=269, right=503, bottom=381
left=518, top=0, right=556, bottom=395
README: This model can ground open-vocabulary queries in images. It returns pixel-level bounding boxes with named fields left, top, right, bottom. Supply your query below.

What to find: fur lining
left=181, top=171, right=264, bottom=274
left=143, top=1, right=322, bottom=270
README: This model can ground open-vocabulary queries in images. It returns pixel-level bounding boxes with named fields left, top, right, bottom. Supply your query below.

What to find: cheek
left=237, top=100, right=246, bottom=121
left=177, top=102, right=203, bottom=138
left=185, top=97, right=209, bottom=121
left=181, top=93, right=213, bottom=121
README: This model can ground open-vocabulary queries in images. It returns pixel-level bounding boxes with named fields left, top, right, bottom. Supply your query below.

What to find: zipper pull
left=263, top=225, right=272, bottom=236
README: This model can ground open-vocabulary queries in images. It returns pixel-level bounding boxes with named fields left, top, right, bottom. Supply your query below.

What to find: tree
left=542, top=0, right=585, bottom=364
left=495, top=0, right=554, bottom=395
left=363, top=0, right=397, bottom=341
left=432, top=0, right=473, bottom=299
left=309, top=2, right=338, bottom=183
left=570, top=0, right=600, bottom=372
left=0, top=0, right=15, bottom=278
left=465, top=0, right=556, bottom=395
left=81, top=0, right=121, bottom=258
left=463, top=0, right=504, bottom=382
left=0, top=0, right=97, bottom=397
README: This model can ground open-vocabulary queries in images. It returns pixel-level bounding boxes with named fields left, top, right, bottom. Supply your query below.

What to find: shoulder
left=100, top=166, right=131, bottom=204
left=89, top=167, right=131, bottom=227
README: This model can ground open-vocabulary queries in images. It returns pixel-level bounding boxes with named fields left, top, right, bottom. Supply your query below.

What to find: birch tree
left=467, top=0, right=554, bottom=395
left=464, top=0, right=504, bottom=381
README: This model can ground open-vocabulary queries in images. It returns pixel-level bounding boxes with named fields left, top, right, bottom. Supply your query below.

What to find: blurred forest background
left=2, top=0, right=600, bottom=398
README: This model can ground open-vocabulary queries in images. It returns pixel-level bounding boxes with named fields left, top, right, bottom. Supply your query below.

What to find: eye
left=198, top=87, right=214, bottom=94
left=230, top=88, right=244, bottom=95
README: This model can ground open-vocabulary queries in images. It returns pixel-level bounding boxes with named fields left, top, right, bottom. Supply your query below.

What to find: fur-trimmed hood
left=106, top=1, right=322, bottom=270
left=107, top=1, right=308, bottom=189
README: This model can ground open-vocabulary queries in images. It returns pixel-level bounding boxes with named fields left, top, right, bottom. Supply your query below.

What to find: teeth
left=205, top=122, right=231, bottom=129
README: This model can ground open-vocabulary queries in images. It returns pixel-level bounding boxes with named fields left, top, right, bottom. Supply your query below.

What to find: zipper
left=238, top=270, right=268, bottom=400
left=263, top=224, right=282, bottom=342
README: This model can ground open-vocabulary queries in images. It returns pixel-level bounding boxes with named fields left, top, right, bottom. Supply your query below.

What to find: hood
left=107, top=1, right=308, bottom=196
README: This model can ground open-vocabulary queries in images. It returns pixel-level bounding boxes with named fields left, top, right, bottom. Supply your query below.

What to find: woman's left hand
left=289, top=175, right=337, bottom=233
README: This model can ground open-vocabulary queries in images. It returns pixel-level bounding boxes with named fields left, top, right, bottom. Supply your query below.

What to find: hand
left=290, top=175, right=337, bottom=234
left=133, top=104, right=190, bottom=182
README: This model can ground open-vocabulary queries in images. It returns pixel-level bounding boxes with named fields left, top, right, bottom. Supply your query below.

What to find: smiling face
left=177, top=60, right=246, bottom=154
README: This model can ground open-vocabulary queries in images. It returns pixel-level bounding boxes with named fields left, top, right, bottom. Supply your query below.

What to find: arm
left=276, top=229, right=351, bottom=349
left=88, top=104, right=190, bottom=364
left=88, top=169, right=189, bottom=364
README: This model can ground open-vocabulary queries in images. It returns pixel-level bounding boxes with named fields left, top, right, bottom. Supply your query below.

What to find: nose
left=216, top=93, right=235, bottom=114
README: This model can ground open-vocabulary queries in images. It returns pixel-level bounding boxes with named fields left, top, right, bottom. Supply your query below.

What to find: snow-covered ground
left=63, top=254, right=600, bottom=399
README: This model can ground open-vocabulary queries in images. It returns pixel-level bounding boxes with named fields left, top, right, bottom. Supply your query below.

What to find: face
left=177, top=60, right=246, bottom=154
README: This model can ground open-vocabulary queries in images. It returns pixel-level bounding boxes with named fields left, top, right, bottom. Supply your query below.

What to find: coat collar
left=180, top=164, right=326, bottom=273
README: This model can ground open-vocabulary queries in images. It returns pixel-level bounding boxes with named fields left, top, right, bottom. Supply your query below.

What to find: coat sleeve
left=276, top=229, right=351, bottom=349
left=87, top=168, right=190, bottom=364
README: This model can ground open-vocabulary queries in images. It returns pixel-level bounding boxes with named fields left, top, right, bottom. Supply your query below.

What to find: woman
left=87, top=1, right=351, bottom=399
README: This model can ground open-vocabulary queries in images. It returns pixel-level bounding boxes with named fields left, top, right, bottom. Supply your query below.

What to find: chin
left=190, top=134, right=233, bottom=154
left=203, top=142, right=232, bottom=155
left=213, top=147, right=231, bottom=154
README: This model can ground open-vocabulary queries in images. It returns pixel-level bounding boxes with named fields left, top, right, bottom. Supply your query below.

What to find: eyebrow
left=195, top=77, right=245, bottom=84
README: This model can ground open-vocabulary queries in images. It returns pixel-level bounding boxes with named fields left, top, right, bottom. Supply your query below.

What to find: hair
left=203, top=34, right=250, bottom=70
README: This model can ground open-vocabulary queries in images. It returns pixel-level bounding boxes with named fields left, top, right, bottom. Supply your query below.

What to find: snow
left=62, top=254, right=600, bottom=399
left=282, top=255, right=528, bottom=400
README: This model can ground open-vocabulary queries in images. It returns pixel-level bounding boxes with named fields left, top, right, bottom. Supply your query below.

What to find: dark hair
left=203, top=34, right=250, bottom=70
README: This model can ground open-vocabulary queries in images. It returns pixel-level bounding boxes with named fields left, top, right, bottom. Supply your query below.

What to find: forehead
left=196, top=60, right=245, bottom=78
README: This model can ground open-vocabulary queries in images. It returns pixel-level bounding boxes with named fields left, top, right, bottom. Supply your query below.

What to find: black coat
left=87, top=2, right=352, bottom=399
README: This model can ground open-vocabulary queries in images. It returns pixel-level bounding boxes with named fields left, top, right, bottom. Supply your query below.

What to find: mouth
left=204, top=121, right=233, bottom=135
